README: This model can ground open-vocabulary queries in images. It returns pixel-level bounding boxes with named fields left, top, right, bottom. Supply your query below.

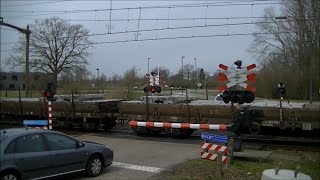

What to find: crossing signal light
left=144, top=86, right=161, bottom=94
left=156, top=86, right=161, bottom=93
left=43, top=82, right=55, bottom=101
left=143, top=86, right=149, bottom=93
left=222, top=90, right=255, bottom=104
left=278, top=82, right=286, bottom=98
left=151, top=86, right=156, bottom=93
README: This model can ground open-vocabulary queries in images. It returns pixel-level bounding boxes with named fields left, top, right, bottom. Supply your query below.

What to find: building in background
left=0, top=72, right=49, bottom=91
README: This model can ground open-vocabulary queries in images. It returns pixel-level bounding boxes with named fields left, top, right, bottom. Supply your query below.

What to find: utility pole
left=0, top=17, right=31, bottom=97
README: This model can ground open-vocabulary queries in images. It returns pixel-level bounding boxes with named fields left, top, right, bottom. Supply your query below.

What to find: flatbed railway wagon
left=0, top=97, right=122, bottom=131
left=119, top=96, right=320, bottom=137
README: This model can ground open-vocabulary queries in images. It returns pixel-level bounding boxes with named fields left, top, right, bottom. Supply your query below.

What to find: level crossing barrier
left=129, top=121, right=230, bottom=131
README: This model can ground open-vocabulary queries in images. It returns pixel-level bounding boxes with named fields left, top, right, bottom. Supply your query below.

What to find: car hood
left=82, top=141, right=104, bottom=146
left=83, top=140, right=104, bottom=146
left=82, top=141, right=112, bottom=150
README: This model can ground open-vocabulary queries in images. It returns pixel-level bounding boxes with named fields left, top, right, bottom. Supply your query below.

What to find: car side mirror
left=77, top=142, right=85, bottom=148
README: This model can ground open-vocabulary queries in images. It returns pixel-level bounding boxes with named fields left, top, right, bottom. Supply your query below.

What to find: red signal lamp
left=151, top=87, right=156, bottom=93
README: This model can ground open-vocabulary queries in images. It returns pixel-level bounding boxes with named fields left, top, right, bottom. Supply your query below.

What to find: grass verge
left=152, top=158, right=319, bottom=180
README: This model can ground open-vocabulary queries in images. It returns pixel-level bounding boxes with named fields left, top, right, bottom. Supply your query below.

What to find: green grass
left=0, top=90, right=43, bottom=98
left=153, top=158, right=320, bottom=180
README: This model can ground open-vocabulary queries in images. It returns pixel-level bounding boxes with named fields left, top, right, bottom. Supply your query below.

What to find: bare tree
left=122, top=66, right=140, bottom=98
left=6, top=16, right=92, bottom=90
left=249, top=1, right=319, bottom=99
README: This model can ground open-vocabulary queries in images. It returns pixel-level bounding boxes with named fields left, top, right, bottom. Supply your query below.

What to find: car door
left=14, top=133, right=53, bottom=180
left=43, top=133, right=88, bottom=175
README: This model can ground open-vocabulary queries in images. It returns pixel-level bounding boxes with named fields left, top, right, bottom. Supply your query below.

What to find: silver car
left=0, top=128, right=113, bottom=180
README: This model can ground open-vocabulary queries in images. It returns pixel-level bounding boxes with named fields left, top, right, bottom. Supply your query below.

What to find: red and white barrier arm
left=129, top=121, right=230, bottom=131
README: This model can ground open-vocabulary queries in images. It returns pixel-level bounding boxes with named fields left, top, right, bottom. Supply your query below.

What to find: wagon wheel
left=133, top=127, right=151, bottom=137
left=249, top=122, right=261, bottom=135
left=116, top=118, right=129, bottom=126
left=166, top=128, right=193, bottom=139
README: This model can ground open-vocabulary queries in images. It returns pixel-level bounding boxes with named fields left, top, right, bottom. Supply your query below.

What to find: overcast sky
left=0, top=0, right=281, bottom=78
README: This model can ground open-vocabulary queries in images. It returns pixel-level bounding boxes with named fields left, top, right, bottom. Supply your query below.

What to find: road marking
left=112, top=162, right=164, bottom=173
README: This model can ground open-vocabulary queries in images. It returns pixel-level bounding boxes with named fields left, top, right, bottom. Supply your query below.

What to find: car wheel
left=86, top=155, right=103, bottom=177
left=0, top=172, right=20, bottom=180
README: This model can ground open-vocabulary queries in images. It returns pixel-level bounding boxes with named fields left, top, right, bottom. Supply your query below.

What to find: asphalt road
left=68, top=131, right=200, bottom=180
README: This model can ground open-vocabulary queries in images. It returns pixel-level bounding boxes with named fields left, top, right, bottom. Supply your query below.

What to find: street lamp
left=136, top=68, right=141, bottom=78
left=96, top=68, right=99, bottom=93
left=194, top=58, right=197, bottom=91
left=181, top=56, right=185, bottom=77
left=147, top=58, right=151, bottom=75
left=180, top=56, right=185, bottom=88
left=96, top=68, right=99, bottom=80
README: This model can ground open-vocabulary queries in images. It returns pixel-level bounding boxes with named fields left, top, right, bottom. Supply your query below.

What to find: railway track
left=1, top=123, right=319, bottom=151
left=240, top=134, right=320, bottom=151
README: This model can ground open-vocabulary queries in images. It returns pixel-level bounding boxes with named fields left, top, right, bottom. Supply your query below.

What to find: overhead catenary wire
left=83, top=20, right=287, bottom=37
left=1, top=0, right=68, bottom=8
left=2, top=2, right=282, bottom=18
left=89, top=31, right=293, bottom=45
left=0, top=27, right=18, bottom=32
left=1, top=0, right=281, bottom=12
left=0, top=41, right=19, bottom=45
left=0, top=16, right=274, bottom=22
left=0, top=20, right=295, bottom=45
left=1, top=31, right=293, bottom=49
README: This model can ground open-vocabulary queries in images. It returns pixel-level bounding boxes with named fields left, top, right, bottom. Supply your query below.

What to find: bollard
left=294, top=165, right=301, bottom=178
left=227, top=138, right=234, bottom=166
left=217, top=151, right=223, bottom=179
left=275, top=161, right=282, bottom=175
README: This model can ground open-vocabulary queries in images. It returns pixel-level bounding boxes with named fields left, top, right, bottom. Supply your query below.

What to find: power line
left=2, top=2, right=282, bottom=18
left=1, top=0, right=280, bottom=12
left=0, top=42, right=19, bottom=45
left=4, top=16, right=269, bottom=22
left=89, top=31, right=292, bottom=45
left=84, top=21, right=280, bottom=37
left=1, top=0, right=67, bottom=8
left=0, top=20, right=290, bottom=44
left=0, top=27, right=17, bottom=32
left=0, top=49, right=14, bottom=53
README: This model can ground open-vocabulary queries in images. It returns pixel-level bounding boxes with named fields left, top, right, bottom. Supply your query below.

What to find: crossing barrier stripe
left=48, top=101, right=52, bottom=130
left=219, top=64, right=228, bottom=71
left=200, top=152, right=227, bottom=164
left=218, top=63, right=256, bottom=91
left=200, top=142, right=228, bottom=153
left=239, top=83, right=256, bottom=92
left=219, top=73, right=256, bottom=87
left=246, top=64, right=256, bottom=71
left=129, top=121, right=228, bottom=131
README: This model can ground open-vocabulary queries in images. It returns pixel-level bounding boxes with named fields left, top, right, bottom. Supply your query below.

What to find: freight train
left=0, top=94, right=319, bottom=137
